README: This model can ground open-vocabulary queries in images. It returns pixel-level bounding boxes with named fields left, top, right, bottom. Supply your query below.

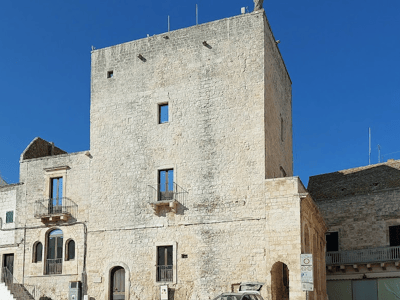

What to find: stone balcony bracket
left=150, top=200, right=178, bottom=215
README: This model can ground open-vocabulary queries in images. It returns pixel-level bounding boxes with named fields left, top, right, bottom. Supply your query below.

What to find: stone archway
left=271, top=262, right=289, bottom=300
left=110, top=266, right=125, bottom=300
left=105, top=262, right=130, bottom=300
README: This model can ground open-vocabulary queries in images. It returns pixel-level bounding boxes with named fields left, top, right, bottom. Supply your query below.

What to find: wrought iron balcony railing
left=34, top=197, right=77, bottom=220
left=148, top=183, right=187, bottom=204
left=326, top=245, right=400, bottom=265
left=156, top=265, right=173, bottom=282
left=46, top=258, right=62, bottom=275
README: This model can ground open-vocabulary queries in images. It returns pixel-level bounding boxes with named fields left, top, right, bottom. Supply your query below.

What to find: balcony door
left=46, top=229, right=63, bottom=274
left=158, top=169, right=173, bottom=201
left=50, top=177, right=63, bottom=213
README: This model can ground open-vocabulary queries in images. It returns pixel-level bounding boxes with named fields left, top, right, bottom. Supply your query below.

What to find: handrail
left=1, top=267, right=38, bottom=299
left=326, top=245, right=400, bottom=265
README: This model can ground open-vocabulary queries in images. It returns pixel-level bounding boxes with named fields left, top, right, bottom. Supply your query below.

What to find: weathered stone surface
left=0, top=9, right=327, bottom=300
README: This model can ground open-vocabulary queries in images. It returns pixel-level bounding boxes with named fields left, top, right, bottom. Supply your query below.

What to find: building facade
left=0, top=9, right=327, bottom=300
left=308, top=159, right=400, bottom=300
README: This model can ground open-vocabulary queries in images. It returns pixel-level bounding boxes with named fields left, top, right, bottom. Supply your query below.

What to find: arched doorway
left=271, top=262, right=289, bottom=300
left=110, top=266, right=125, bottom=300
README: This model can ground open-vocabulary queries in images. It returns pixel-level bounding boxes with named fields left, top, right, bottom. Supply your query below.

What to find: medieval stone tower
left=0, top=7, right=328, bottom=300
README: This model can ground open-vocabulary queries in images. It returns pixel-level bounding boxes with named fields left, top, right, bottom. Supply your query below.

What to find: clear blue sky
left=1, top=0, right=399, bottom=185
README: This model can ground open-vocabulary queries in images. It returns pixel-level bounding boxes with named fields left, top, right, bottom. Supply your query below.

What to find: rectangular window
left=326, top=232, right=339, bottom=252
left=157, top=246, right=173, bottom=282
left=107, top=70, right=114, bottom=78
left=158, top=169, right=174, bottom=201
left=50, top=177, right=63, bottom=212
left=389, top=225, right=400, bottom=246
left=159, top=103, right=169, bottom=124
left=5, top=211, right=13, bottom=223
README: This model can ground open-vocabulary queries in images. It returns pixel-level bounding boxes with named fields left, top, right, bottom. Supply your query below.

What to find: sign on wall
left=161, top=285, right=168, bottom=300
left=300, top=254, right=314, bottom=292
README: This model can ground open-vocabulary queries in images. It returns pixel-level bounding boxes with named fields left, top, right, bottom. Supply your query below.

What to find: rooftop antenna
left=168, top=15, right=170, bottom=32
left=196, top=4, right=198, bottom=25
left=369, top=127, right=371, bottom=165
left=378, top=144, right=381, bottom=163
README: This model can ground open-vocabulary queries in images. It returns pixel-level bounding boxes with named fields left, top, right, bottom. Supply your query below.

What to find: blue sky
left=0, top=0, right=399, bottom=185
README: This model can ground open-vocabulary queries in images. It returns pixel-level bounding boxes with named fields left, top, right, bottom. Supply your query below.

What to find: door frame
left=105, top=262, right=130, bottom=300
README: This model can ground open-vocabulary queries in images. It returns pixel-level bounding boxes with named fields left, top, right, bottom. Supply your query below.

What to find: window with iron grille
left=157, top=246, right=173, bottom=282
left=5, top=211, right=13, bottom=223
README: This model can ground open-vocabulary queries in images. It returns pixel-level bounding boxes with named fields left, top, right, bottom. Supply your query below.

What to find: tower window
left=326, top=232, right=339, bottom=252
left=107, top=71, right=114, bottom=78
left=157, top=246, right=173, bottom=282
left=159, top=103, right=169, bottom=124
left=6, top=211, right=13, bottom=223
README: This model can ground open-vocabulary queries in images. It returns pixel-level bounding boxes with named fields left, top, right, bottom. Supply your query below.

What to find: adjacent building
left=308, top=159, right=400, bottom=300
left=0, top=8, right=327, bottom=300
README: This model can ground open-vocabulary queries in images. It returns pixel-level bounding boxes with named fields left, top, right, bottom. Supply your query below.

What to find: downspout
left=22, top=225, right=26, bottom=284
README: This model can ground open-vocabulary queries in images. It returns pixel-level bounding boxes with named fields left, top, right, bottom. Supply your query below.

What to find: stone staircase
left=0, top=282, right=15, bottom=300
left=1, top=268, right=35, bottom=300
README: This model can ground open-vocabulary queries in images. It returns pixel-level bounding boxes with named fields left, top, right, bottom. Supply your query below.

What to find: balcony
left=326, top=245, right=400, bottom=265
left=148, top=183, right=187, bottom=214
left=34, top=198, right=77, bottom=223
left=45, top=258, right=62, bottom=275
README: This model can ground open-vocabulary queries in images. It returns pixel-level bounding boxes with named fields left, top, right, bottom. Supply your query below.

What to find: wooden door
left=111, top=267, right=125, bottom=300
left=3, top=254, right=14, bottom=274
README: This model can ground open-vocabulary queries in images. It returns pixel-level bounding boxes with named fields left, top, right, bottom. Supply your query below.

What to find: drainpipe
left=22, top=225, right=26, bottom=284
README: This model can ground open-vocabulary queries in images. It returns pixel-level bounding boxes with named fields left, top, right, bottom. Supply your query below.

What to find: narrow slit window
left=33, top=242, right=43, bottom=263
left=5, top=211, right=13, bottom=223
left=66, top=240, right=75, bottom=261
left=159, top=103, right=169, bottom=124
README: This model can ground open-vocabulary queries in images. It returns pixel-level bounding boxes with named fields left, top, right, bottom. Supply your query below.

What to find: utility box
left=69, top=281, right=82, bottom=300
left=160, top=285, right=168, bottom=300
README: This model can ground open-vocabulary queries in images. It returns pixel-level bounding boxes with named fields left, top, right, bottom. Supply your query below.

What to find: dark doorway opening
left=111, top=266, right=125, bottom=300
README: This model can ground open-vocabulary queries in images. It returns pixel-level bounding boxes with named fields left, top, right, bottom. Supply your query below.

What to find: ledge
left=150, top=200, right=178, bottom=214
left=40, top=213, right=71, bottom=224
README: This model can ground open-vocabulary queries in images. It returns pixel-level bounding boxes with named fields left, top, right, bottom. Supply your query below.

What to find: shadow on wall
left=308, top=163, right=400, bottom=201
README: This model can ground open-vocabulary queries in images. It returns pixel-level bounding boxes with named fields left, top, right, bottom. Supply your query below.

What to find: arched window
left=46, top=229, right=63, bottom=274
left=33, top=242, right=43, bottom=263
left=66, top=239, right=75, bottom=261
